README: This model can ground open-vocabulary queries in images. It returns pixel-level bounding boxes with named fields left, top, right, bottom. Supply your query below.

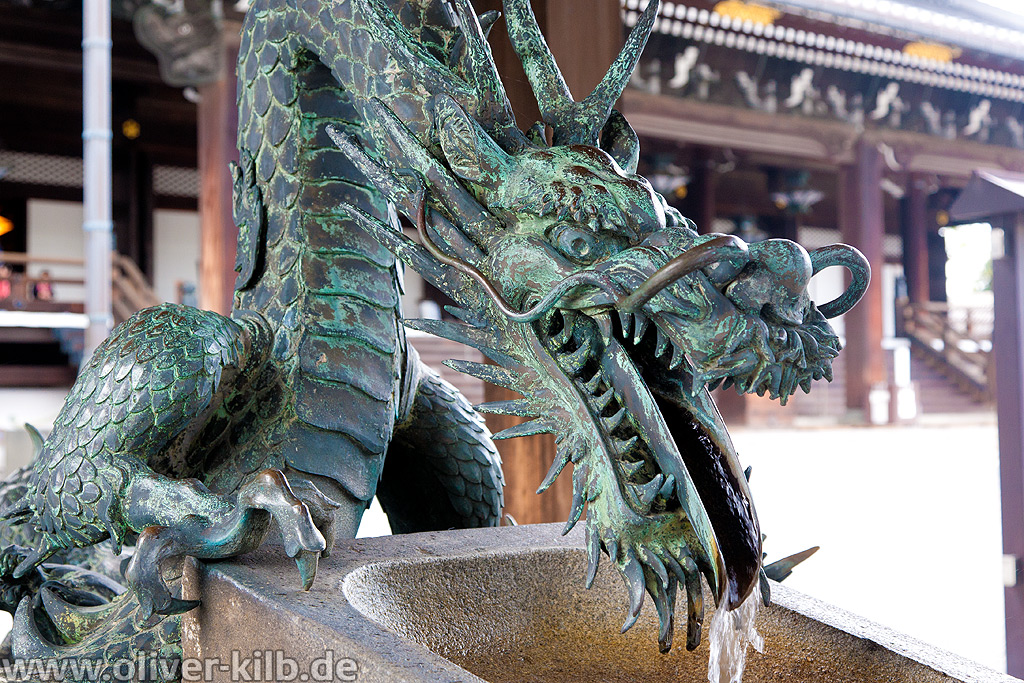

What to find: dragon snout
left=617, top=235, right=869, bottom=324
left=722, top=240, right=812, bottom=326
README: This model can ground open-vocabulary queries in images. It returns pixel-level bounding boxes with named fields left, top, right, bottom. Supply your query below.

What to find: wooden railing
left=0, top=252, right=88, bottom=312
left=901, top=301, right=994, bottom=403
left=0, top=251, right=160, bottom=322
left=112, top=253, right=161, bottom=324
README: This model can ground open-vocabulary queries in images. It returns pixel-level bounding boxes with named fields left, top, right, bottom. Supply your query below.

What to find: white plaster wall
left=0, top=387, right=68, bottom=474
left=152, top=209, right=201, bottom=304
left=25, top=199, right=85, bottom=303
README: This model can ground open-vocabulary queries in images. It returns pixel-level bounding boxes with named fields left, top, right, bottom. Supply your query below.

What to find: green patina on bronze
left=0, top=0, right=868, bottom=676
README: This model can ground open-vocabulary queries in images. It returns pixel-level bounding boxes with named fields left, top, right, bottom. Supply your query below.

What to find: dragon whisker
left=809, top=244, right=871, bottom=319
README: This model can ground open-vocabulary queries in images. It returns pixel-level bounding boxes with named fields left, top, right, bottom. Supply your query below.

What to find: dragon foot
left=124, top=468, right=326, bottom=620
left=586, top=506, right=708, bottom=654
left=125, top=527, right=202, bottom=618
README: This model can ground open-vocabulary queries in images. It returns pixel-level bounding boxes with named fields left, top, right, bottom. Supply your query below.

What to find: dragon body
left=0, top=0, right=868, bottom=677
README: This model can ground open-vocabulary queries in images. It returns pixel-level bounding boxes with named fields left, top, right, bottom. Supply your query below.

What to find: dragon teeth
left=615, top=436, right=640, bottom=454
left=669, top=345, right=685, bottom=370
left=552, top=318, right=573, bottom=347
left=631, top=474, right=663, bottom=508
left=592, top=388, right=615, bottom=412
left=620, top=458, right=645, bottom=478
left=658, top=474, right=676, bottom=499
left=583, top=371, right=603, bottom=394
left=618, top=310, right=634, bottom=337
left=655, top=329, right=670, bottom=357
left=632, top=314, right=649, bottom=345
left=563, top=338, right=592, bottom=372
left=602, top=407, right=627, bottom=431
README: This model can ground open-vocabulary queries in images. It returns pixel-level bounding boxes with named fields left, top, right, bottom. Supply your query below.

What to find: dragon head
left=331, top=0, right=868, bottom=653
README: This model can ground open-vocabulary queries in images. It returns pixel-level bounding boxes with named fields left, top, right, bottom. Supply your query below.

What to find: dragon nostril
left=721, top=239, right=812, bottom=322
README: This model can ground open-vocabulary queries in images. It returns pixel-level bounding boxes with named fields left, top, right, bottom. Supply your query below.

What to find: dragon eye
left=550, top=224, right=603, bottom=263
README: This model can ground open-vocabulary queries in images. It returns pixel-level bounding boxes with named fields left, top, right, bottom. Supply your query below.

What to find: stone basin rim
left=339, top=536, right=1017, bottom=683
left=185, top=523, right=1021, bottom=683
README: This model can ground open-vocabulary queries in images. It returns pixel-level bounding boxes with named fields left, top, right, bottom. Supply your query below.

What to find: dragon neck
left=231, top=0, right=438, bottom=363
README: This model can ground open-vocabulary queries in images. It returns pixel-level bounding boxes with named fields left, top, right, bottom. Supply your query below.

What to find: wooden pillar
left=474, top=0, right=622, bottom=524
left=903, top=174, right=929, bottom=304
left=131, top=149, right=155, bottom=278
left=992, top=213, right=1024, bottom=676
left=838, top=140, right=886, bottom=417
left=483, top=403, right=569, bottom=525
left=689, top=147, right=717, bottom=234
left=197, top=34, right=240, bottom=315
left=928, top=189, right=955, bottom=303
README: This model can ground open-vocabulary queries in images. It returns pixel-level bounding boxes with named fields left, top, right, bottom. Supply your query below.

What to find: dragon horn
left=601, top=109, right=641, bottom=174
left=502, top=0, right=573, bottom=128
left=809, top=244, right=871, bottom=319
left=446, top=1, right=525, bottom=148
left=579, top=0, right=660, bottom=140
left=504, top=0, right=660, bottom=146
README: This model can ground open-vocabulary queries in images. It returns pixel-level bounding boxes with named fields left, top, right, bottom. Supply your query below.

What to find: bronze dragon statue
left=0, top=0, right=868, bottom=676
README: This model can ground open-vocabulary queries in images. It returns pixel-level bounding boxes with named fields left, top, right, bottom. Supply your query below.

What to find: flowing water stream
left=707, top=588, right=764, bottom=683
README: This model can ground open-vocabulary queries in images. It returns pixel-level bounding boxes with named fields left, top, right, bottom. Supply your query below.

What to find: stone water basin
left=183, top=524, right=1018, bottom=683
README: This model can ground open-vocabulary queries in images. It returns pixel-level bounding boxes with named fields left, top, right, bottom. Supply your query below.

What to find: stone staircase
left=909, top=352, right=992, bottom=415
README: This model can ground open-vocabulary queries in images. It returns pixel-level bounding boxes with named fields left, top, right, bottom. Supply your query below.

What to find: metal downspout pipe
left=83, top=0, right=114, bottom=360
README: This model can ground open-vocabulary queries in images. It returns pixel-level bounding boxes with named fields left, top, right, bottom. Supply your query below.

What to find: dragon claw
left=154, top=597, right=201, bottom=617
left=586, top=501, right=712, bottom=653
left=294, top=550, right=319, bottom=591
left=285, top=479, right=341, bottom=559
left=236, top=470, right=327, bottom=587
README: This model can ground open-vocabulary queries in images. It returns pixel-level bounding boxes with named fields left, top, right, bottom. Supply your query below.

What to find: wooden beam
left=623, top=89, right=1024, bottom=177
left=0, top=365, right=77, bottom=388
left=0, top=39, right=164, bottom=84
left=196, top=37, right=239, bottom=316
left=623, top=90, right=846, bottom=163
left=839, top=140, right=886, bottom=416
